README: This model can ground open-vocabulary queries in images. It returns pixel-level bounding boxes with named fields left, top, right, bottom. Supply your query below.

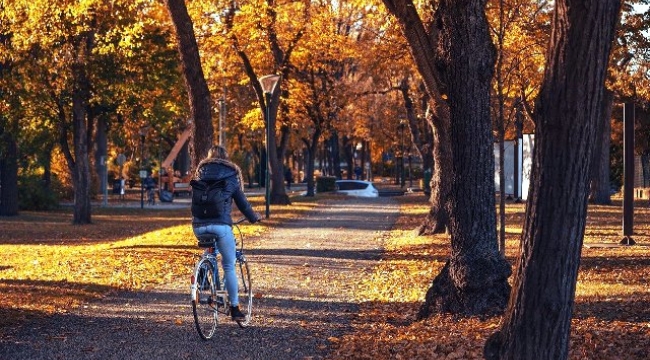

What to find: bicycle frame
left=190, top=216, right=252, bottom=336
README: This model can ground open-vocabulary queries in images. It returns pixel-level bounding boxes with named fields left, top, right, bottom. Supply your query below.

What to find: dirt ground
left=0, top=197, right=398, bottom=360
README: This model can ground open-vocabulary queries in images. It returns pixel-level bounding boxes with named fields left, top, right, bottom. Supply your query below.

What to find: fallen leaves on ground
left=0, top=194, right=318, bottom=328
left=330, top=195, right=650, bottom=360
left=1, top=193, right=649, bottom=359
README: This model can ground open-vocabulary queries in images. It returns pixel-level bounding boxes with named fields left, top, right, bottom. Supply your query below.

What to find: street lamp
left=218, top=95, right=226, bottom=148
left=258, top=74, right=281, bottom=219
left=408, top=149, right=413, bottom=188
left=398, top=119, right=407, bottom=188
left=255, top=129, right=262, bottom=189
left=139, top=126, right=149, bottom=209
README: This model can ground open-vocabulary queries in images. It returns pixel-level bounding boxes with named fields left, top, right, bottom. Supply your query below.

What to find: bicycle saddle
left=196, top=234, right=218, bottom=248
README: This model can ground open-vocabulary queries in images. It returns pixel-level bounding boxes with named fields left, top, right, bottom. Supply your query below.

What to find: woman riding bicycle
left=191, top=145, right=261, bottom=321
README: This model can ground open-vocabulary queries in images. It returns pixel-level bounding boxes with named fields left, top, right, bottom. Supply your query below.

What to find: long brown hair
left=206, top=145, right=228, bottom=160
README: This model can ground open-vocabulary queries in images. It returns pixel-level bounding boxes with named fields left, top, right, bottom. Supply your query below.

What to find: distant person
left=119, top=177, right=126, bottom=200
left=191, top=145, right=262, bottom=321
left=144, top=174, right=156, bottom=205
left=354, top=166, right=362, bottom=180
left=284, top=167, right=293, bottom=189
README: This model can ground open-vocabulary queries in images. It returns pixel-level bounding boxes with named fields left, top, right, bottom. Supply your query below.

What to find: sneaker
left=230, top=306, right=246, bottom=321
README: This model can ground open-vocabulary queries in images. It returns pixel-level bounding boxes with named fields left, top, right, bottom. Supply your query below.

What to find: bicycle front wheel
left=192, top=258, right=217, bottom=340
left=236, top=259, right=252, bottom=328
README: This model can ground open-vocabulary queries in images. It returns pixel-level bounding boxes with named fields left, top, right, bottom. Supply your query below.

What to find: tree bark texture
left=384, top=0, right=511, bottom=316
left=589, top=89, right=613, bottom=204
left=71, top=58, right=92, bottom=225
left=0, top=131, right=19, bottom=216
left=399, top=77, right=434, bottom=188
left=267, top=89, right=290, bottom=205
left=485, top=2, right=621, bottom=359
left=419, top=0, right=511, bottom=317
left=382, top=0, right=451, bottom=235
left=302, top=127, right=321, bottom=197
left=418, top=110, right=450, bottom=235
left=165, top=0, right=214, bottom=168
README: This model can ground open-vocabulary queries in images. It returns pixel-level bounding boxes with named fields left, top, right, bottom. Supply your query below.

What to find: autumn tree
left=486, top=0, right=550, bottom=252
left=351, top=15, right=435, bottom=190
left=383, top=0, right=512, bottom=316
left=287, top=0, right=387, bottom=196
left=592, top=2, right=650, bottom=203
left=484, top=1, right=621, bottom=359
left=0, top=13, right=20, bottom=217
left=220, top=0, right=310, bottom=206
left=165, top=0, right=214, bottom=166
left=7, top=0, right=101, bottom=223
left=397, top=77, right=434, bottom=183
left=380, top=1, right=453, bottom=237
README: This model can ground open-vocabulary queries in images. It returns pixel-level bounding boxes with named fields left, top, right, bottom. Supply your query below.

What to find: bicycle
left=190, top=218, right=252, bottom=340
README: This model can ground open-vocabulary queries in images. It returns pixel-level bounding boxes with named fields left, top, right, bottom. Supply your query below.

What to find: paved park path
left=1, top=197, right=398, bottom=360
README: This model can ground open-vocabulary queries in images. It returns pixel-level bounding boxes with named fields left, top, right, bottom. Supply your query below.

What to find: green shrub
left=316, top=176, right=337, bottom=193
left=18, top=175, right=60, bottom=211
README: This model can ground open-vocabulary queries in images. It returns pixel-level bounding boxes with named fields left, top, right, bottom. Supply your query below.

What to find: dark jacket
left=191, top=159, right=258, bottom=226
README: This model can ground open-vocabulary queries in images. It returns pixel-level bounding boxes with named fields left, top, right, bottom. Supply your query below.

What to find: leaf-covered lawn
left=0, top=195, right=318, bottom=328
left=331, top=195, right=650, bottom=360
left=1, top=193, right=649, bottom=359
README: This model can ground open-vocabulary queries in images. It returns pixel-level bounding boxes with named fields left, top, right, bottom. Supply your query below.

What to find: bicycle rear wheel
left=236, top=259, right=252, bottom=328
left=192, top=259, right=217, bottom=340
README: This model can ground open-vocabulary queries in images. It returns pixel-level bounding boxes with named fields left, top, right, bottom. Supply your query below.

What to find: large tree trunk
left=70, top=58, right=92, bottom=225
left=382, top=2, right=451, bottom=235
left=399, top=77, right=435, bottom=188
left=418, top=111, right=450, bottom=235
left=94, top=116, right=107, bottom=203
left=330, top=131, right=342, bottom=179
left=302, top=128, right=321, bottom=197
left=419, top=0, right=511, bottom=317
left=165, top=0, right=214, bottom=167
left=342, top=136, right=354, bottom=180
left=485, top=2, right=620, bottom=359
left=384, top=0, right=511, bottom=316
left=589, top=89, right=613, bottom=204
left=267, top=89, right=291, bottom=205
left=0, top=131, right=19, bottom=217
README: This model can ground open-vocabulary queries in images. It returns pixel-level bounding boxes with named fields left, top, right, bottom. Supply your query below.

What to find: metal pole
left=265, top=92, right=271, bottom=219
left=408, top=153, right=413, bottom=188
left=140, top=135, right=145, bottom=209
left=399, top=123, right=406, bottom=187
left=621, top=102, right=635, bottom=245
left=259, top=132, right=263, bottom=188
left=219, top=95, right=226, bottom=148
left=101, top=156, right=108, bottom=207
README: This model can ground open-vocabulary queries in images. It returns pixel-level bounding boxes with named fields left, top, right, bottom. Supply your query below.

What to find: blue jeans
left=193, top=224, right=239, bottom=307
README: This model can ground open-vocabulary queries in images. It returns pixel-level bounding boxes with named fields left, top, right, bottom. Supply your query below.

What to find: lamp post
left=408, top=150, right=413, bottom=188
left=218, top=95, right=226, bottom=148
left=258, top=74, right=281, bottom=219
left=139, top=126, right=149, bottom=209
left=256, top=129, right=262, bottom=188
left=398, top=119, right=407, bottom=188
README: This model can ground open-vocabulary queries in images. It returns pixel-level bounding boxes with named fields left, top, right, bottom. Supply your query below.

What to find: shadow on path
left=0, top=197, right=400, bottom=360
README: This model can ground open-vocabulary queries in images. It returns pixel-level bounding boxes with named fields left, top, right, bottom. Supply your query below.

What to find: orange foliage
left=331, top=195, right=650, bottom=360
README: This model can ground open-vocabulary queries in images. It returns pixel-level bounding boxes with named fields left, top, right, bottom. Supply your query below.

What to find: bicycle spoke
left=192, top=259, right=217, bottom=340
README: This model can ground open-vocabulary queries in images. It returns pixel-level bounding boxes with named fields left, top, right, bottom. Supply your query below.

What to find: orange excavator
left=159, top=128, right=192, bottom=197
